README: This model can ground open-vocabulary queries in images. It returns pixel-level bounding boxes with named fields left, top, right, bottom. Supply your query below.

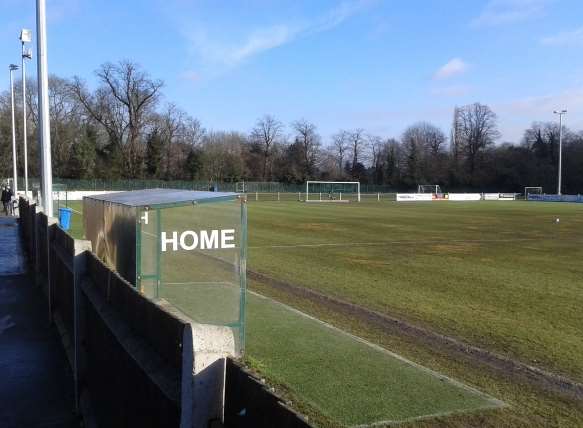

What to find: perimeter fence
left=51, top=178, right=396, bottom=194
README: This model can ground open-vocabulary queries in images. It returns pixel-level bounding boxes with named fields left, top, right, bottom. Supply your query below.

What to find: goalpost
left=524, top=187, right=543, bottom=200
left=305, top=181, right=360, bottom=202
left=417, top=184, right=442, bottom=195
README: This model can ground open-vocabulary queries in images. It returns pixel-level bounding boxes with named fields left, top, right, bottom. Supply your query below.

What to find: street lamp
left=9, top=64, right=19, bottom=197
left=20, top=28, right=32, bottom=198
left=36, top=0, right=53, bottom=217
left=553, top=109, right=567, bottom=195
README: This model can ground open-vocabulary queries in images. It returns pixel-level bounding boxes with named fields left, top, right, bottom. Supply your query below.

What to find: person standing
left=1, top=186, right=11, bottom=215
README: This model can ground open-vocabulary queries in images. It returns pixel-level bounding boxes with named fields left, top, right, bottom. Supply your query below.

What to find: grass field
left=63, top=198, right=583, bottom=427
left=246, top=200, right=583, bottom=382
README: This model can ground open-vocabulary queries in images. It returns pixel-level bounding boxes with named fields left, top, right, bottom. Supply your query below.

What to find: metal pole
left=557, top=113, right=563, bottom=195
left=37, top=0, right=53, bottom=216
left=9, top=65, right=19, bottom=195
left=21, top=43, right=29, bottom=198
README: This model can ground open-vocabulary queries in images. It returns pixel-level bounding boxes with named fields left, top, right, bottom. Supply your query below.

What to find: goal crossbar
left=305, top=181, right=361, bottom=202
left=524, top=187, right=543, bottom=200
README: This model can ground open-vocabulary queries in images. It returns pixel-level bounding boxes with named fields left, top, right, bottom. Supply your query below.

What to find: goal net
left=524, top=187, right=543, bottom=200
left=305, top=181, right=360, bottom=202
left=417, top=184, right=442, bottom=195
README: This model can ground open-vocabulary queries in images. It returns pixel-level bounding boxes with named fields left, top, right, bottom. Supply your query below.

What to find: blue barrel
left=59, top=207, right=72, bottom=231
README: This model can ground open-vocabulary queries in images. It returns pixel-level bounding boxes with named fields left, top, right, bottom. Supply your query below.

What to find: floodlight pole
left=20, top=30, right=32, bottom=198
left=36, top=0, right=53, bottom=216
left=9, top=65, right=19, bottom=195
left=553, top=109, right=567, bottom=195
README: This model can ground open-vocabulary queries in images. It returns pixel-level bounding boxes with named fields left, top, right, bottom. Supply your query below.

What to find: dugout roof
left=85, top=188, right=239, bottom=207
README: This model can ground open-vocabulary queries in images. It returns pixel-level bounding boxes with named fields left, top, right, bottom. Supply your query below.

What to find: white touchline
left=248, top=237, right=555, bottom=249
left=247, top=290, right=505, bottom=414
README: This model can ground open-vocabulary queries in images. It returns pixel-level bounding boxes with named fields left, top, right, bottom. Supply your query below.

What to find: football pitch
left=64, top=198, right=583, bottom=427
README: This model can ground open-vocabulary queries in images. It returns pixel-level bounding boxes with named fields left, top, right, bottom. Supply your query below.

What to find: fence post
left=34, top=208, right=43, bottom=285
left=73, top=239, right=92, bottom=413
left=277, top=192, right=280, bottom=201
left=46, top=217, right=58, bottom=321
left=378, top=192, right=380, bottom=201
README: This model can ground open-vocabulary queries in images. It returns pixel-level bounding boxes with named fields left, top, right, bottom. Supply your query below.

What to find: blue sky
left=1, top=0, right=583, bottom=142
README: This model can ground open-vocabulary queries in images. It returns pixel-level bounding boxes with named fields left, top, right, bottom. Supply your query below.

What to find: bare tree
left=250, top=114, right=283, bottom=180
left=331, top=130, right=349, bottom=176
left=69, top=60, right=163, bottom=177
left=201, top=131, right=246, bottom=182
left=368, top=135, right=384, bottom=169
left=291, top=118, right=321, bottom=180
left=401, top=122, right=447, bottom=186
left=181, top=116, right=205, bottom=148
left=347, top=128, right=366, bottom=176
left=457, top=103, right=500, bottom=178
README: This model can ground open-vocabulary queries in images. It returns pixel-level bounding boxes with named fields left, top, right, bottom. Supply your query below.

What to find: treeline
left=1, top=60, right=583, bottom=193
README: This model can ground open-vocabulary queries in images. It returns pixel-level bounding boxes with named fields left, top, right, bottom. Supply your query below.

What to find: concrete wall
left=19, top=197, right=193, bottom=428
left=18, top=196, right=313, bottom=428
left=224, top=359, right=312, bottom=428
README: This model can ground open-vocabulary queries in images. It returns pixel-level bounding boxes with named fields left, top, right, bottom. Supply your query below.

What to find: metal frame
left=417, top=184, right=442, bottom=194
left=305, top=181, right=361, bottom=202
left=134, top=195, right=247, bottom=353
left=524, top=187, right=543, bottom=200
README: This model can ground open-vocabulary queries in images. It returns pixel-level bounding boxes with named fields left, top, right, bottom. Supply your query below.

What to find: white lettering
left=161, top=231, right=178, bottom=252
left=180, top=231, right=199, bottom=250
left=221, top=229, right=236, bottom=249
left=159, top=229, right=237, bottom=251
left=200, top=230, right=219, bottom=249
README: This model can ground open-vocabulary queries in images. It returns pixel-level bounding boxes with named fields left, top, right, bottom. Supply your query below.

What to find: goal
left=305, top=181, right=360, bottom=202
left=417, top=184, right=442, bottom=195
left=524, top=187, right=543, bottom=200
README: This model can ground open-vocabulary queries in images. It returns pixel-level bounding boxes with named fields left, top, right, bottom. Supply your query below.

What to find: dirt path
left=247, top=269, right=583, bottom=402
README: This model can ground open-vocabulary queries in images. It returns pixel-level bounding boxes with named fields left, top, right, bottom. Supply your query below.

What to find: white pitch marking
left=247, top=289, right=505, bottom=421
left=249, top=237, right=548, bottom=250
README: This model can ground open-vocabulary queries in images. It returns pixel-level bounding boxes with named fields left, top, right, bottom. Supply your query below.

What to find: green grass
left=63, top=198, right=583, bottom=427
left=246, top=292, right=500, bottom=426
left=246, top=201, right=583, bottom=382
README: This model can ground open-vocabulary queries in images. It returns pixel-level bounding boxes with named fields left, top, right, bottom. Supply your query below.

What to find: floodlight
left=9, top=64, right=19, bottom=71
left=553, top=109, right=568, bottom=195
left=23, top=48, right=32, bottom=60
left=20, top=29, right=32, bottom=43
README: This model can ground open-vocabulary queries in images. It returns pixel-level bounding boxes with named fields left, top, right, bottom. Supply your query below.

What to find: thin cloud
left=433, top=58, right=469, bottom=80
left=187, top=0, right=373, bottom=68
left=495, top=87, right=583, bottom=141
left=541, top=27, right=583, bottom=47
left=471, top=0, right=549, bottom=28
left=179, top=70, right=202, bottom=83
left=431, top=84, right=472, bottom=97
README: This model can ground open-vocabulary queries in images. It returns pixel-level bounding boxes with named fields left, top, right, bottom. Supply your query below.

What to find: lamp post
left=20, top=28, right=32, bottom=198
left=553, top=109, right=567, bottom=195
left=36, top=0, right=53, bottom=217
left=9, top=64, right=19, bottom=197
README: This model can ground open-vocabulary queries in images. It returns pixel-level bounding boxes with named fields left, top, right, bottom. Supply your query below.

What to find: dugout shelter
left=83, top=188, right=247, bottom=355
